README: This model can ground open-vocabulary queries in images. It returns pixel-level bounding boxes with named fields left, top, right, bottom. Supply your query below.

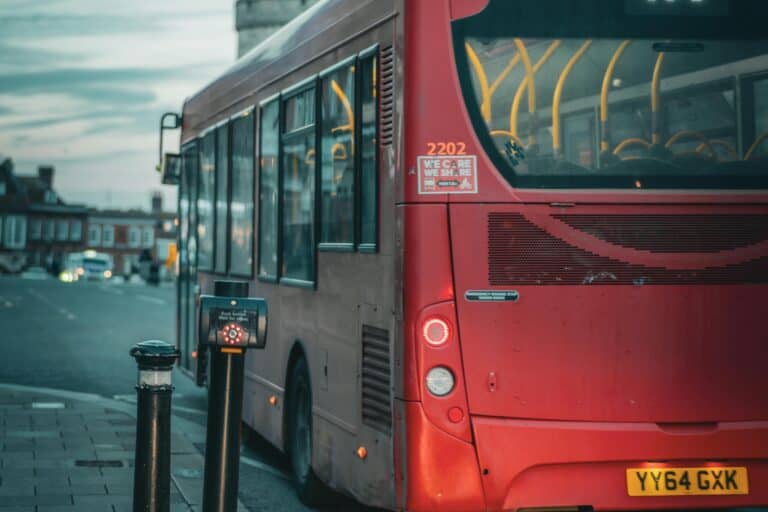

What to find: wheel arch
left=283, top=339, right=312, bottom=451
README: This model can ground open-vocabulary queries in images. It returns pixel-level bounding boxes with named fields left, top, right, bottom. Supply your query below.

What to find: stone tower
left=235, top=0, right=322, bottom=57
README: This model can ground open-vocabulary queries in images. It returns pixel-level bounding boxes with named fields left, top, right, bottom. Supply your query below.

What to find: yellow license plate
left=627, top=467, right=749, bottom=496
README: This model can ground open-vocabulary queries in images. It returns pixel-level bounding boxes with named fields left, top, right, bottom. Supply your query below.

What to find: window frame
left=29, top=218, right=42, bottom=241
left=128, top=226, right=141, bottom=249
left=356, top=44, right=381, bottom=253
left=102, top=225, right=115, bottom=248
left=70, top=220, right=82, bottom=242
left=258, top=93, right=282, bottom=284
left=280, top=75, right=319, bottom=289
left=88, top=224, right=101, bottom=246
left=319, top=55, right=358, bottom=253
left=213, top=120, right=231, bottom=275
left=228, top=106, right=257, bottom=279
left=197, top=125, right=217, bottom=273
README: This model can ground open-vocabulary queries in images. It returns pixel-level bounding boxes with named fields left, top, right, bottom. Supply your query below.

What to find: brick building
left=86, top=194, right=176, bottom=277
left=0, top=157, right=88, bottom=273
left=0, top=156, right=176, bottom=277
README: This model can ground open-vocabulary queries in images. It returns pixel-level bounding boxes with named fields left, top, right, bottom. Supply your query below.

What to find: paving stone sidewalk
left=0, top=384, right=247, bottom=512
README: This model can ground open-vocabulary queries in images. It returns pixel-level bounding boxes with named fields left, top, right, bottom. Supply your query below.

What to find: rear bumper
left=472, top=416, right=768, bottom=511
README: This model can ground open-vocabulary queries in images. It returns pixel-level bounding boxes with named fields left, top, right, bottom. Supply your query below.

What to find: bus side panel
left=240, top=10, right=401, bottom=509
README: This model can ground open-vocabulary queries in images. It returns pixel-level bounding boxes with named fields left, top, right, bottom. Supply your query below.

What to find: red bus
left=168, top=0, right=768, bottom=509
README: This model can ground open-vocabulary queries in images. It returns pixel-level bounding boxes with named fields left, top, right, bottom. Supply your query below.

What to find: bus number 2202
left=426, top=142, right=467, bottom=156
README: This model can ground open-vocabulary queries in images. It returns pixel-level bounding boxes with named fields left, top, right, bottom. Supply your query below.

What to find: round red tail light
left=422, top=318, right=450, bottom=346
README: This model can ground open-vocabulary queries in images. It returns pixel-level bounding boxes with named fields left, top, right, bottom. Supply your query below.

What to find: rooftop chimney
left=151, top=192, right=163, bottom=214
left=38, top=165, right=54, bottom=188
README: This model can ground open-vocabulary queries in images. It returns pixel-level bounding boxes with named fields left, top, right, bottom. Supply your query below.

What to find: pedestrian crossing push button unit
left=198, top=295, right=268, bottom=349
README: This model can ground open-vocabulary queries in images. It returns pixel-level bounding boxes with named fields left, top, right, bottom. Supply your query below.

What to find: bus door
left=178, top=142, right=199, bottom=374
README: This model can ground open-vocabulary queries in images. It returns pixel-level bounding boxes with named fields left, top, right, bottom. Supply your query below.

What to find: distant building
left=86, top=193, right=176, bottom=277
left=0, top=157, right=88, bottom=273
left=0, top=155, right=177, bottom=278
left=235, top=0, right=321, bottom=57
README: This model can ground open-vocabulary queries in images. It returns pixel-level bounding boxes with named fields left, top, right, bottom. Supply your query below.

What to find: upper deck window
left=358, top=52, right=378, bottom=250
left=198, top=129, right=215, bottom=271
left=320, top=60, right=356, bottom=248
left=453, top=0, right=768, bottom=189
left=258, top=100, right=280, bottom=281
left=230, top=112, right=254, bottom=277
left=281, top=84, right=317, bottom=286
left=215, top=123, right=230, bottom=273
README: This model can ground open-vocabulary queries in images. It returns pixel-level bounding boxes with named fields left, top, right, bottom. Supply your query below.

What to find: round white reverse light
left=425, top=367, right=455, bottom=397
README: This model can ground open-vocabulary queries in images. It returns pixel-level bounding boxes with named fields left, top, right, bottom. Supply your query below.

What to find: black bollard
left=130, top=340, right=179, bottom=512
left=202, top=280, right=249, bottom=512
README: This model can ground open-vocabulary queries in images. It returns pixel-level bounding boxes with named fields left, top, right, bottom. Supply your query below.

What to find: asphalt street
left=0, top=275, right=370, bottom=511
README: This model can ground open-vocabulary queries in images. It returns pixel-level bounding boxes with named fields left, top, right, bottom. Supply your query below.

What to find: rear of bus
left=400, top=1, right=768, bottom=510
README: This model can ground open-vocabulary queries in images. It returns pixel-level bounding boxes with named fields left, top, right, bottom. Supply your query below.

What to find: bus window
left=460, top=32, right=768, bottom=188
left=215, top=123, right=229, bottom=274
left=320, top=59, right=356, bottom=248
left=358, top=52, right=378, bottom=251
left=563, top=111, right=597, bottom=168
left=198, top=130, right=215, bottom=271
left=258, top=100, right=279, bottom=281
left=665, top=84, right=737, bottom=161
left=750, top=78, right=768, bottom=158
left=282, top=87, right=316, bottom=285
left=230, top=112, right=254, bottom=277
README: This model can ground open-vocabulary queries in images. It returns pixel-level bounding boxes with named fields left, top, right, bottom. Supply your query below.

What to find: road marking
left=136, top=294, right=166, bottom=305
left=28, top=289, right=76, bottom=320
left=100, top=286, right=125, bottom=296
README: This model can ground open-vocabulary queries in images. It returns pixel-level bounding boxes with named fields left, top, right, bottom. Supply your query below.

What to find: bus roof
left=181, top=0, right=394, bottom=143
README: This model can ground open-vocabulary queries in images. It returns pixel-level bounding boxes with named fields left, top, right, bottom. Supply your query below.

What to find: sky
left=0, top=0, right=235, bottom=211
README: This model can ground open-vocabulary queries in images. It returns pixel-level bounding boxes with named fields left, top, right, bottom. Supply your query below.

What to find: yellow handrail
left=330, top=79, right=354, bottom=134
left=600, top=40, right=631, bottom=152
left=699, top=140, right=738, bottom=160
left=466, top=42, right=523, bottom=124
left=746, top=133, right=768, bottom=160
left=651, top=52, right=665, bottom=145
left=466, top=43, right=492, bottom=122
left=552, top=40, right=592, bottom=156
left=613, top=137, right=651, bottom=157
left=510, top=39, right=561, bottom=146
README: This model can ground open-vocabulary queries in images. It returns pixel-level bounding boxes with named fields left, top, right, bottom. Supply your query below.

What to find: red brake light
left=422, top=318, right=450, bottom=346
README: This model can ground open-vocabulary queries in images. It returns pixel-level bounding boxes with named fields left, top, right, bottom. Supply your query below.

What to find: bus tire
left=286, top=357, right=326, bottom=505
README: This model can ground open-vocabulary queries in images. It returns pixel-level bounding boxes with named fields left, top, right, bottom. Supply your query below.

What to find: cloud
left=0, top=0, right=233, bottom=209
left=0, top=68, right=175, bottom=95
left=0, top=14, right=161, bottom=38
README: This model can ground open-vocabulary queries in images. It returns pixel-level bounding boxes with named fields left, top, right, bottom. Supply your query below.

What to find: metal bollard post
left=130, top=340, right=179, bottom=512
left=202, top=280, right=248, bottom=512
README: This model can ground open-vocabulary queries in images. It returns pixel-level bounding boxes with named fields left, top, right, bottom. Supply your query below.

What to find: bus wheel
left=286, top=357, right=325, bottom=505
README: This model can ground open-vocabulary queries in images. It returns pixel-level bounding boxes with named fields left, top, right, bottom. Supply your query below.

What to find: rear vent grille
left=379, top=45, right=395, bottom=147
left=556, top=214, right=768, bottom=253
left=488, top=212, right=768, bottom=286
left=361, top=324, right=391, bottom=434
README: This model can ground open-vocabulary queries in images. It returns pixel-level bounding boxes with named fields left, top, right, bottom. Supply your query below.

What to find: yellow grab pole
left=510, top=39, right=561, bottom=146
left=651, top=52, right=665, bottom=145
left=600, top=40, right=631, bottom=152
left=552, top=40, right=592, bottom=157
left=466, top=42, right=492, bottom=123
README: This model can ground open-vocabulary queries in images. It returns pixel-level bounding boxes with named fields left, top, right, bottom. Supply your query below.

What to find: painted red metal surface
left=403, top=400, right=486, bottom=511
left=450, top=202, right=768, bottom=423
left=473, top=417, right=768, bottom=510
left=400, top=1, right=768, bottom=510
